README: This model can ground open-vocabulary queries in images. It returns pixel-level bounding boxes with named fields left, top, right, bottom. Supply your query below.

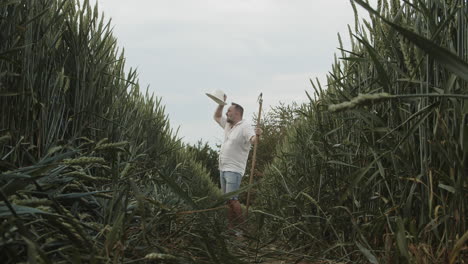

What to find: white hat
left=205, top=89, right=227, bottom=105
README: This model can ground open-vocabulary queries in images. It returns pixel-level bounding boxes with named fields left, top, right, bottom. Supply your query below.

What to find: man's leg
left=223, top=172, right=244, bottom=229
left=227, top=200, right=243, bottom=229
left=219, top=171, right=226, bottom=194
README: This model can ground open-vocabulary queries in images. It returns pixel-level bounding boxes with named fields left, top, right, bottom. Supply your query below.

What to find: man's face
left=226, top=105, right=238, bottom=124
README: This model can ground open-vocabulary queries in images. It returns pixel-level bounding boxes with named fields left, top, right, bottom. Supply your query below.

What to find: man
left=214, top=95, right=262, bottom=233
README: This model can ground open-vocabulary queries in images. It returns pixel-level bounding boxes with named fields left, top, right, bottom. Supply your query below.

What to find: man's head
left=226, top=103, right=244, bottom=124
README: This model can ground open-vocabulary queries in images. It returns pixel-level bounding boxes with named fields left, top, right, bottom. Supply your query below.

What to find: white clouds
left=91, top=0, right=356, bottom=36
left=94, top=0, right=307, bottom=25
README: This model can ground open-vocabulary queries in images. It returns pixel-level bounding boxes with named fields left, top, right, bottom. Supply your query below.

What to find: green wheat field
left=0, top=0, right=467, bottom=263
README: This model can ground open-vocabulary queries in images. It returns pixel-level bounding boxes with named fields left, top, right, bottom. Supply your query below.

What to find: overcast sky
left=85, top=0, right=374, bottom=147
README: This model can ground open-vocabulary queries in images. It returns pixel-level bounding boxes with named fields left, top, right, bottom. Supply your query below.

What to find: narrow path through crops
left=223, top=230, right=330, bottom=264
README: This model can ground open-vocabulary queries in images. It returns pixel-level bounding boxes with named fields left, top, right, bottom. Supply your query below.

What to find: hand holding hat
left=206, top=89, right=227, bottom=106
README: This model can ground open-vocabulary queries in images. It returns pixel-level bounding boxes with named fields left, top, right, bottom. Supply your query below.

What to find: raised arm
left=214, top=105, right=224, bottom=123
left=213, top=95, right=227, bottom=123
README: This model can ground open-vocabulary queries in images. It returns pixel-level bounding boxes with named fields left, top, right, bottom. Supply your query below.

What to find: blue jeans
left=220, top=171, right=242, bottom=200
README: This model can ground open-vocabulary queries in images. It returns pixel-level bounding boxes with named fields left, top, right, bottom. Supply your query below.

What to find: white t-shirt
left=215, top=116, right=255, bottom=176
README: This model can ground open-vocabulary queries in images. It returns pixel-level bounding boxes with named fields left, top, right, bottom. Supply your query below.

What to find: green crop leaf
left=0, top=204, right=54, bottom=217
left=354, top=0, right=468, bottom=82
left=356, top=241, right=379, bottom=264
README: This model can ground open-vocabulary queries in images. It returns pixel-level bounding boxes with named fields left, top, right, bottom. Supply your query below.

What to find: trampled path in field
left=224, top=232, right=333, bottom=264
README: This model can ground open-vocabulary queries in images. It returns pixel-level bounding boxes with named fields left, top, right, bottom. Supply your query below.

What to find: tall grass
left=2, top=0, right=467, bottom=263
left=256, top=0, right=467, bottom=263
left=0, top=0, right=228, bottom=263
